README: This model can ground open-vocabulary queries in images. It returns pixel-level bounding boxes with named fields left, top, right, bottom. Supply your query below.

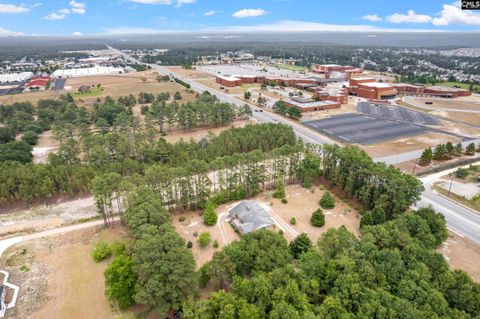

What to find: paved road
left=417, top=164, right=480, bottom=244
left=109, top=46, right=480, bottom=245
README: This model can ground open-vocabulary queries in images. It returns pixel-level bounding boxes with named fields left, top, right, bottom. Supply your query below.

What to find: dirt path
left=0, top=219, right=115, bottom=259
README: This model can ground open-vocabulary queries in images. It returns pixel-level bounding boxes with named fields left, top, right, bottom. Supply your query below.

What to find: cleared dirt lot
left=439, top=231, right=480, bottom=282
left=1, top=226, right=127, bottom=319
left=0, top=196, right=96, bottom=238
left=0, top=90, right=59, bottom=104
left=360, top=132, right=462, bottom=158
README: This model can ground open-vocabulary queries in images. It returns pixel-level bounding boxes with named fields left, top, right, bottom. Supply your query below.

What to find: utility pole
left=447, top=173, right=454, bottom=197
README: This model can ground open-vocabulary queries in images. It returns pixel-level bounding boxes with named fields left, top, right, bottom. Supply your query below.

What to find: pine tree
left=203, top=202, right=218, bottom=226
left=419, top=147, right=433, bottom=165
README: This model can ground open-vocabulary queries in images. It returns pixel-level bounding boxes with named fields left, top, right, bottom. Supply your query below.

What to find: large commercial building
left=52, top=66, right=125, bottom=79
left=312, top=64, right=364, bottom=79
left=215, top=74, right=318, bottom=87
left=349, top=77, right=397, bottom=100
left=0, top=72, right=34, bottom=84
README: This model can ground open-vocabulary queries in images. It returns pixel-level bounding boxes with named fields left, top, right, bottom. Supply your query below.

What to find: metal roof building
left=228, top=200, right=275, bottom=234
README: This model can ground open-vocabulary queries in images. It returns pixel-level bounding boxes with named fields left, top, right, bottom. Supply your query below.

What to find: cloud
left=102, top=20, right=440, bottom=35
left=0, top=4, right=30, bottom=14
left=175, top=0, right=195, bottom=7
left=362, top=14, right=382, bottom=22
left=0, top=26, right=23, bottom=36
left=58, top=8, right=70, bottom=14
left=72, top=31, right=83, bottom=36
left=204, top=10, right=215, bottom=16
left=70, top=0, right=86, bottom=14
left=44, top=12, right=66, bottom=20
left=232, top=8, right=266, bottom=18
left=32, top=3, right=43, bottom=8
left=432, top=4, right=480, bottom=26
left=386, top=10, right=432, bottom=24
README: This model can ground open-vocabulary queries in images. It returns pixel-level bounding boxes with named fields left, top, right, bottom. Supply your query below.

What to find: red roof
left=26, top=77, right=49, bottom=88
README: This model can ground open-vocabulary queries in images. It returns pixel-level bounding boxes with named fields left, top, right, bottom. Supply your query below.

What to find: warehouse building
left=52, top=66, right=125, bottom=79
left=0, top=72, right=33, bottom=84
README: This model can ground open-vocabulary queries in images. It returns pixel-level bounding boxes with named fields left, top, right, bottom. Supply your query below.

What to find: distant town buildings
left=52, top=66, right=125, bottom=79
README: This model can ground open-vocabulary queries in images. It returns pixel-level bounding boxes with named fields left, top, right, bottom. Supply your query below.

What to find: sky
left=0, top=0, right=480, bottom=36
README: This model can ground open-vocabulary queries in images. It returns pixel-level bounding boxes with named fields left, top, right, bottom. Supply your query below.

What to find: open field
left=431, top=110, right=480, bottom=127
left=0, top=90, right=59, bottom=104
left=1, top=226, right=127, bottom=319
left=440, top=231, right=480, bottom=282
left=0, top=71, right=198, bottom=108
left=66, top=71, right=198, bottom=107
left=166, top=66, right=215, bottom=79
left=410, top=96, right=480, bottom=112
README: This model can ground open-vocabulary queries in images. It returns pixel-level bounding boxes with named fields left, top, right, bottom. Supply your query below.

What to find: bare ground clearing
left=439, top=231, right=480, bottom=282
left=0, top=196, right=96, bottom=239
left=1, top=226, right=127, bottom=319
left=360, top=132, right=462, bottom=158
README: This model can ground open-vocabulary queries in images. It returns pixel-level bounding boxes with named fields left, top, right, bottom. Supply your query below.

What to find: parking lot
left=357, top=102, right=441, bottom=125
left=303, top=113, right=428, bottom=145
left=51, top=78, right=66, bottom=90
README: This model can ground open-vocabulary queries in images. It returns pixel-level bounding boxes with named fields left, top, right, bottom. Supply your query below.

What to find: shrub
left=92, top=241, right=112, bottom=262
left=281, top=198, right=288, bottom=204
left=310, top=209, right=325, bottom=227
left=290, top=217, right=297, bottom=225
left=193, top=231, right=198, bottom=237
left=455, top=168, right=469, bottom=179
left=23, top=124, right=43, bottom=135
left=360, top=207, right=386, bottom=227
left=21, top=131, right=39, bottom=145
left=104, top=255, right=137, bottom=309
left=198, top=232, right=211, bottom=248
left=179, top=216, right=186, bottom=222
left=111, top=242, right=126, bottom=256
left=320, top=192, right=335, bottom=209
left=203, top=202, right=218, bottom=226
left=187, top=241, right=193, bottom=248
left=278, top=229, right=284, bottom=236
left=213, top=240, right=219, bottom=249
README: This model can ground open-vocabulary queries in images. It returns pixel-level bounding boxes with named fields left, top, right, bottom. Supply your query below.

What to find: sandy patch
left=439, top=231, right=480, bottom=282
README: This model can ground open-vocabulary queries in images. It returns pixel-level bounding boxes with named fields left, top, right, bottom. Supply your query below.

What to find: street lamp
left=447, top=173, right=454, bottom=197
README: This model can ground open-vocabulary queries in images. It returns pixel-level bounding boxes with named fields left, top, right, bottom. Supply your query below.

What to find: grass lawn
left=277, top=64, right=308, bottom=72
left=440, top=82, right=479, bottom=91
left=433, top=183, right=480, bottom=212
left=73, top=86, right=104, bottom=98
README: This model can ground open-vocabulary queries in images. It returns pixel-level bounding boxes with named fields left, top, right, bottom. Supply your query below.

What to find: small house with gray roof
left=228, top=200, right=275, bottom=234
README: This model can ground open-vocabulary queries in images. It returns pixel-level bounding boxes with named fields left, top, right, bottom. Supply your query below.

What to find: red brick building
left=285, top=97, right=341, bottom=112
left=424, top=86, right=471, bottom=98
left=349, top=77, right=397, bottom=100
left=391, top=83, right=425, bottom=95
left=215, top=75, right=242, bottom=87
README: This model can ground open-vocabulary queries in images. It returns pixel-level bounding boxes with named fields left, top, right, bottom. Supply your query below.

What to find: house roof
left=229, top=200, right=274, bottom=234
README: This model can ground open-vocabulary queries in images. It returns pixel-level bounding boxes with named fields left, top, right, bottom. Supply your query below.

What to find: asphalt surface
left=357, top=101, right=441, bottom=125
left=108, top=45, right=480, bottom=245
left=304, top=113, right=427, bottom=145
